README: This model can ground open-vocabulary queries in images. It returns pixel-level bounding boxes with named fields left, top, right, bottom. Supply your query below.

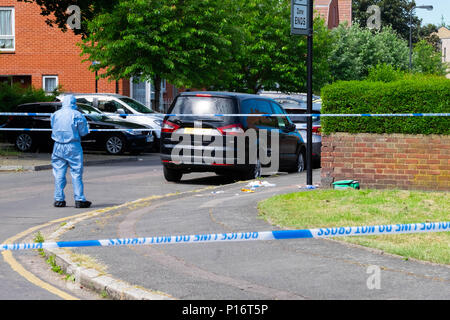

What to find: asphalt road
left=0, top=153, right=449, bottom=300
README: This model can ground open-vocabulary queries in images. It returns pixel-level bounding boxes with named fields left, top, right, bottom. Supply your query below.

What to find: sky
left=414, top=0, right=450, bottom=26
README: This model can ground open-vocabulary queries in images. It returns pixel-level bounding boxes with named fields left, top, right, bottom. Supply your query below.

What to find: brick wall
left=0, top=0, right=178, bottom=100
left=321, top=133, right=450, bottom=191
left=0, top=0, right=125, bottom=93
left=314, top=0, right=352, bottom=29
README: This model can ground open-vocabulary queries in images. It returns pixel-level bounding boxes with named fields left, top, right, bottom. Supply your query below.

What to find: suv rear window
left=172, top=96, right=236, bottom=114
left=169, top=96, right=238, bottom=123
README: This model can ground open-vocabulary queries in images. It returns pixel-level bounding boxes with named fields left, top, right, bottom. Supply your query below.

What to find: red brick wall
left=321, top=133, right=450, bottom=191
left=0, top=0, right=127, bottom=94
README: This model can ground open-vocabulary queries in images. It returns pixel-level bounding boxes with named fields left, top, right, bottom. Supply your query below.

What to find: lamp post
left=92, top=61, right=100, bottom=93
left=409, top=5, right=433, bottom=71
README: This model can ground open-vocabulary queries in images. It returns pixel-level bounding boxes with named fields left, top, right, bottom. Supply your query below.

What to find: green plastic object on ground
left=332, top=180, right=360, bottom=190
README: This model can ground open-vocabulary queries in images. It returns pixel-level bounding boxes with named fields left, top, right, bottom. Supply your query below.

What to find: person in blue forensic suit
left=51, top=95, right=92, bottom=208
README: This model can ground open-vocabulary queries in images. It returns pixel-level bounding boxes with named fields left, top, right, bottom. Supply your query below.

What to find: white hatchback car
left=56, top=93, right=163, bottom=148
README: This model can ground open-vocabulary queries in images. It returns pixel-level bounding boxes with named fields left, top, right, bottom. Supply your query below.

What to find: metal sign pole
left=291, top=0, right=313, bottom=185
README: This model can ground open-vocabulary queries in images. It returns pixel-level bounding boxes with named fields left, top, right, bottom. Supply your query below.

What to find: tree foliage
left=412, top=40, right=448, bottom=76
left=80, top=0, right=239, bottom=107
left=328, top=24, right=409, bottom=81
left=212, top=0, right=332, bottom=94
left=352, top=0, right=420, bottom=42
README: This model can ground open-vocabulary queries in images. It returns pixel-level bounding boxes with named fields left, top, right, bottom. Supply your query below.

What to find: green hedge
left=321, top=76, right=450, bottom=135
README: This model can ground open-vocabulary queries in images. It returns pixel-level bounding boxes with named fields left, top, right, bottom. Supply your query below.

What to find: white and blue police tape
left=1, top=222, right=448, bottom=252
left=1, top=112, right=450, bottom=117
left=0, top=128, right=158, bottom=132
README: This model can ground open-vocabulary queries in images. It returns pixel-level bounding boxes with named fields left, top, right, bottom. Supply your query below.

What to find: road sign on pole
left=291, top=0, right=314, bottom=186
left=291, top=0, right=312, bottom=36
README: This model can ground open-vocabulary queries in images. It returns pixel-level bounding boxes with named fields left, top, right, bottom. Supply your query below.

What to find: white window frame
left=0, top=7, right=15, bottom=52
left=42, top=75, right=59, bottom=93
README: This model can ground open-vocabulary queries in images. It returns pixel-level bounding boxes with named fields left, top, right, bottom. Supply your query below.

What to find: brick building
left=1, top=1, right=352, bottom=111
left=0, top=0, right=177, bottom=111
left=314, top=0, right=352, bottom=29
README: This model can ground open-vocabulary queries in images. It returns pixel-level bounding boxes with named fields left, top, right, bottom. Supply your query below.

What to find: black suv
left=3, top=102, right=154, bottom=155
left=160, top=92, right=306, bottom=182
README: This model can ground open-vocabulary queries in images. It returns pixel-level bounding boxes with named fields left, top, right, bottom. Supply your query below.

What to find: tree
left=352, top=0, right=421, bottom=42
left=214, top=0, right=332, bottom=94
left=417, top=23, right=440, bottom=51
left=329, top=24, right=409, bottom=81
left=412, top=40, right=447, bottom=76
left=80, top=0, right=239, bottom=109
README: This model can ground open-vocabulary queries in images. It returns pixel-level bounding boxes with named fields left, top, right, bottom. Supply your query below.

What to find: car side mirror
left=287, top=122, right=297, bottom=132
left=116, top=108, right=126, bottom=118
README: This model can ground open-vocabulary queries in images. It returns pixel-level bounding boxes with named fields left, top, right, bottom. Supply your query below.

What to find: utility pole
left=306, top=1, right=313, bottom=186
left=291, top=0, right=313, bottom=185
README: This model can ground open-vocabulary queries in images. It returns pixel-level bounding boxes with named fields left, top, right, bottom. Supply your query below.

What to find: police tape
left=0, top=128, right=158, bottom=132
left=0, top=113, right=449, bottom=117
left=1, top=221, right=449, bottom=252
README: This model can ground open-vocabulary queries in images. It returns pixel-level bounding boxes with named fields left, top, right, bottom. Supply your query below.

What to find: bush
left=321, top=76, right=450, bottom=135
left=366, top=64, right=406, bottom=83
left=0, top=83, right=56, bottom=113
left=328, top=24, right=409, bottom=82
left=0, top=83, right=56, bottom=127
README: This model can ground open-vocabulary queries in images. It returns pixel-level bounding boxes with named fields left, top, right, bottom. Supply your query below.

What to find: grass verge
left=258, top=189, right=450, bottom=265
left=0, top=146, right=21, bottom=157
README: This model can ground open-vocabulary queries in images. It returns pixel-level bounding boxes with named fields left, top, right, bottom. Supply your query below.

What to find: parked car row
left=3, top=102, right=154, bottom=155
left=1, top=90, right=321, bottom=182
left=56, top=93, right=164, bottom=147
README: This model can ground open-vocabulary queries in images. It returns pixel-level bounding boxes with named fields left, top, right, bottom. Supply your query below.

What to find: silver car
left=259, top=92, right=322, bottom=164
left=56, top=93, right=163, bottom=149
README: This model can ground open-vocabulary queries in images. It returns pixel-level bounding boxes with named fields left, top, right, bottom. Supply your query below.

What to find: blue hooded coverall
left=51, top=95, right=90, bottom=202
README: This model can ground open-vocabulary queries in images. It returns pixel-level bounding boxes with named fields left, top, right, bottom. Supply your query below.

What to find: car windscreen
left=119, top=97, right=156, bottom=114
left=168, top=96, right=238, bottom=124
left=77, top=104, right=108, bottom=121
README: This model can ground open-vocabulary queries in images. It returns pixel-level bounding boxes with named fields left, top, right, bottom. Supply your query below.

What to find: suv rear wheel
left=15, top=133, right=34, bottom=152
left=239, top=159, right=262, bottom=181
left=288, top=149, right=306, bottom=173
left=163, top=165, right=183, bottom=182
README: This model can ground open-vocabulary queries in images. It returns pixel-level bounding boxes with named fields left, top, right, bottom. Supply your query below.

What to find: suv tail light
left=161, top=120, right=180, bottom=133
left=312, top=126, right=321, bottom=136
left=217, top=124, right=244, bottom=136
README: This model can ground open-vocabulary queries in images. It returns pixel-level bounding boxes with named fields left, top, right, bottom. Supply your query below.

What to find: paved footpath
left=0, top=153, right=449, bottom=300
left=56, top=173, right=449, bottom=300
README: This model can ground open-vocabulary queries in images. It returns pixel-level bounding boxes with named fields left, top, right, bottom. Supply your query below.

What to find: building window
left=0, top=7, right=14, bottom=51
left=130, top=77, right=167, bottom=111
left=131, top=77, right=148, bottom=107
left=43, top=76, right=58, bottom=93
